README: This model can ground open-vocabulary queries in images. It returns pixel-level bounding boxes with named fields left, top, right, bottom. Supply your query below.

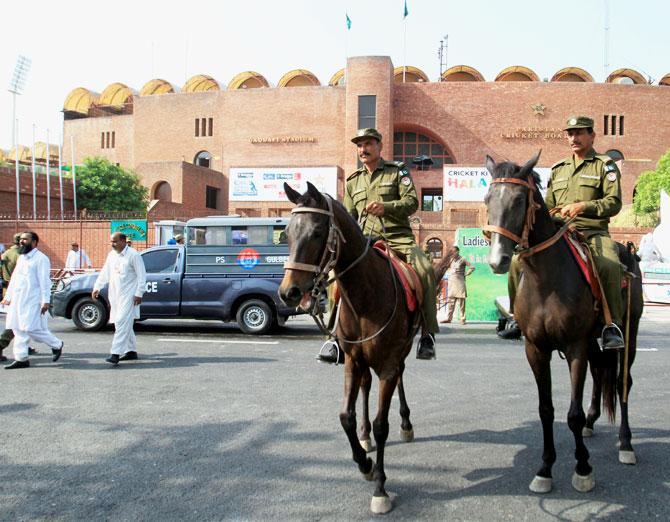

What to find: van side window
left=142, top=249, right=179, bottom=274
left=273, top=226, right=287, bottom=244
left=199, top=226, right=227, bottom=245
left=232, top=227, right=248, bottom=245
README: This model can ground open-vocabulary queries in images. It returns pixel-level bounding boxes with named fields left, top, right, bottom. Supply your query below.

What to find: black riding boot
left=498, top=319, right=522, bottom=340
left=416, top=333, right=436, bottom=360
left=601, top=324, right=624, bottom=350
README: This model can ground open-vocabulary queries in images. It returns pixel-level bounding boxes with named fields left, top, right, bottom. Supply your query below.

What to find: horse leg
left=339, top=358, right=374, bottom=480
left=584, top=357, right=602, bottom=437
left=397, top=361, right=414, bottom=442
left=359, top=367, right=374, bottom=452
left=566, top=348, right=595, bottom=492
left=526, top=343, right=556, bottom=494
left=618, top=347, right=636, bottom=464
left=369, top=375, right=398, bottom=514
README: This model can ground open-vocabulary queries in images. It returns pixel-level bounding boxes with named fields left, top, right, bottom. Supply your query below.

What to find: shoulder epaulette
left=346, top=169, right=364, bottom=181
left=386, top=160, right=406, bottom=169
left=595, top=154, right=614, bottom=164
left=551, top=157, right=569, bottom=169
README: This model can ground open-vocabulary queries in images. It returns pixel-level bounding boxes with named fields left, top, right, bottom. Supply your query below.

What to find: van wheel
left=72, top=297, right=109, bottom=331
left=236, top=299, right=273, bottom=335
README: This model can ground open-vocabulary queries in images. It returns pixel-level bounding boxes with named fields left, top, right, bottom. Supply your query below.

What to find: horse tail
left=588, top=339, right=618, bottom=423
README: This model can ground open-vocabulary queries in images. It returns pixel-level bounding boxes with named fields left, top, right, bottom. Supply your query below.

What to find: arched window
left=426, top=237, right=443, bottom=259
left=393, top=130, right=454, bottom=169
left=153, top=181, right=172, bottom=202
left=194, top=150, right=212, bottom=168
left=606, top=149, right=625, bottom=162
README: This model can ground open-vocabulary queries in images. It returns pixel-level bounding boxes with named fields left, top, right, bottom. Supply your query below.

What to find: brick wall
left=0, top=168, right=75, bottom=219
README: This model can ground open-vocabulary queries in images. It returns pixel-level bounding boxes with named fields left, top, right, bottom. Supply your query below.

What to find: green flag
left=403, top=0, right=408, bottom=18
left=346, top=13, right=352, bottom=30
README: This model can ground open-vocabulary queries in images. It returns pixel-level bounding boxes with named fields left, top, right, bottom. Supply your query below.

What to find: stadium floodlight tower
left=8, top=55, right=31, bottom=147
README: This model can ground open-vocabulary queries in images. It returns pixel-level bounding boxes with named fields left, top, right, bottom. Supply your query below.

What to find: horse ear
left=306, top=181, right=323, bottom=203
left=521, top=149, right=542, bottom=175
left=284, top=182, right=301, bottom=205
left=485, top=155, right=497, bottom=175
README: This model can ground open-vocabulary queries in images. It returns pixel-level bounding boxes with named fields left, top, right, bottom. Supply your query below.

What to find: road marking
left=637, top=348, right=658, bottom=352
left=157, top=338, right=278, bottom=345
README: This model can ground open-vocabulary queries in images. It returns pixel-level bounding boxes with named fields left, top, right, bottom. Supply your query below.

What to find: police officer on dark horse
left=317, top=128, right=439, bottom=363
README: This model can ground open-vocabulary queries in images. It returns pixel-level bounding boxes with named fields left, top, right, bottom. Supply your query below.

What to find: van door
left=140, top=248, right=181, bottom=316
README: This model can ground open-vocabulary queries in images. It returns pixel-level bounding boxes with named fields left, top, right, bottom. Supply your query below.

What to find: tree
left=76, top=157, right=148, bottom=212
left=633, top=149, right=670, bottom=216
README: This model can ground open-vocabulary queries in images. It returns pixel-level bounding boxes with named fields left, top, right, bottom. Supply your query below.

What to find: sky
left=1, top=0, right=668, bottom=150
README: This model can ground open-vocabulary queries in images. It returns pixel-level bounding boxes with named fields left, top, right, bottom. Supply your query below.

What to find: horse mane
left=491, top=161, right=543, bottom=190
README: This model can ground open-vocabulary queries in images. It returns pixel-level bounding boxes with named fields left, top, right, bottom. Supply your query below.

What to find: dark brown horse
left=484, top=152, right=641, bottom=493
left=279, top=182, right=420, bottom=514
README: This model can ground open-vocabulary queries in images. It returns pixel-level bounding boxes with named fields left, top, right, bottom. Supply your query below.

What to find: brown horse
left=279, top=182, right=420, bottom=514
left=484, top=152, right=641, bottom=493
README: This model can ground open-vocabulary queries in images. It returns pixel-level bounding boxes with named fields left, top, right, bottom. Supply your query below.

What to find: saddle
left=372, top=241, right=423, bottom=312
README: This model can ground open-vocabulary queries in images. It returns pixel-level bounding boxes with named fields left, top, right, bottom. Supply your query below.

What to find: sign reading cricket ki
left=443, top=166, right=551, bottom=202
left=229, top=167, right=338, bottom=202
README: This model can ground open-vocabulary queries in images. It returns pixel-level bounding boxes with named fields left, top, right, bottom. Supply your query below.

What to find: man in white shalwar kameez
left=93, top=232, right=146, bottom=365
left=1, top=232, right=64, bottom=369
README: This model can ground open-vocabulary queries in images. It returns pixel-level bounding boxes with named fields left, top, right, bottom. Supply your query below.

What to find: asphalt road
left=0, top=308, right=668, bottom=521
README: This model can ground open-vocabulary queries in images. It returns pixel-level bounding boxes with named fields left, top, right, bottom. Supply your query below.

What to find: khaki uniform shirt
left=545, top=148, right=622, bottom=234
left=343, top=158, right=418, bottom=248
left=1, top=245, right=20, bottom=284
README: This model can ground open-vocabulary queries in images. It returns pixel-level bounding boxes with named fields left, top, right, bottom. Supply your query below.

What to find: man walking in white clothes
left=65, top=241, right=92, bottom=270
left=93, top=232, right=146, bottom=365
left=1, top=231, right=64, bottom=369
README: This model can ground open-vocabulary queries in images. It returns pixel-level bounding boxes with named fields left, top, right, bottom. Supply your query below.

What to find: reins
left=284, top=196, right=401, bottom=344
left=483, top=175, right=575, bottom=258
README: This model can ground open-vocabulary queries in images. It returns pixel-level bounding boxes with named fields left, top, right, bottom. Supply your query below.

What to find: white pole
left=71, top=135, right=78, bottom=217
left=14, top=119, right=20, bottom=217
left=11, top=92, right=17, bottom=148
left=46, top=128, right=51, bottom=220
left=32, top=124, right=37, bottom=218
left=58, top=134, right=64, bottom=220
left=403, top=18, right=407, bottom=83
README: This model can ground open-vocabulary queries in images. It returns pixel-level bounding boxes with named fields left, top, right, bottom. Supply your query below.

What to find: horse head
left=278, top=181, right=334, bottom=308
left=484, top=150, right=541, bottom=273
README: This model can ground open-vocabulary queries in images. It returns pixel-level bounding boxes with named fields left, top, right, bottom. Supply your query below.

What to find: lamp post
left=8, top=55, right=31, bottom=148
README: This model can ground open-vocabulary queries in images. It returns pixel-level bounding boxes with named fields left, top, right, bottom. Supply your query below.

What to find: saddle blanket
left=372, top=241, right=420, bottom=312
left=564, top=234, right=602, bottom=301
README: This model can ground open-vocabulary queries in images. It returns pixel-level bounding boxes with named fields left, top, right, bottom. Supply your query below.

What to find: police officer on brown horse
left=503, top=116, right=625, bottom=349
left=318, top=128, right=439, bottom=362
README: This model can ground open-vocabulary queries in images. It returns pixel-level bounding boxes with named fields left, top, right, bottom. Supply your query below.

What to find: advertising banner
left=445, top=227, right=508, bottom=321
left=443, top=166, right=550, bottom=202
left=111, top=220, right=148, bottom=241
left=229, top=167, right=338, bottom=201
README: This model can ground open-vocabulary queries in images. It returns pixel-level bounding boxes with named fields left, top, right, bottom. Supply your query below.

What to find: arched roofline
left=63, top=87, right=100, bottom=114
left=329, top=68, right=345, bottom=86
left=393, top=66, right=429, bottom=83
left=228, top=71, right=269, bottom=89
left=606, top=68, right=647, bottom=85
left=495, top=65, right=540, bottom=82
left=440, top=65, right=485, bottom=82
left=183, top=74, right=221, bottom=93
left=660, top=73, right=670, bottom=86
left=140, top=79, right=176, bottom=96
left=98, top=82, right=135, bottom=107
left=277, top=69, right=320, bottom=87
left=551, top=67, right=594, bottom=82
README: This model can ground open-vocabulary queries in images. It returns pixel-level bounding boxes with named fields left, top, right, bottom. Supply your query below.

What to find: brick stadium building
left=60, top=56, right=670, bottom=256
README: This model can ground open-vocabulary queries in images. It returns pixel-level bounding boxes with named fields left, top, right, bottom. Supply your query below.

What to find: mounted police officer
left=502, top=116, right=625, bottom=349
left=317, top=128, right=439, bottom=362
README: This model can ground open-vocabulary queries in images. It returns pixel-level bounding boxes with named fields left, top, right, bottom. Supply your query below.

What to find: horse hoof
left=582, top=427, right=594, bottom=438
left=360, top=439, right=375, bottom=453
left=529, top=475, right=552, bottom=493
left=399, top=428, right=414, bottom=443
left=619, top=450, right=637, bottom=465
left=572, top=472, right=595, bottom=492
left=370, top=495, right=393, bottom=514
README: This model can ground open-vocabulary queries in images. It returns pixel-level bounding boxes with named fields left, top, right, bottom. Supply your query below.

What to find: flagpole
left=58, top=133, right=64, bottom=220
left=14, top=119, right=20, bottom=218
left=71, top=135, right=78, bottom=218
left=46, top=128, right=51, bottom=220
left=32, top=124, right=37, bottom=219
left=403, top=0, right=408, bottom=83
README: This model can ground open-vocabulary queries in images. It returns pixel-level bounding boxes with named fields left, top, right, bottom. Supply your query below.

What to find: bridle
left=483, top=174, right=575, bottom=258
left=283, top=195, right=401, bottom=343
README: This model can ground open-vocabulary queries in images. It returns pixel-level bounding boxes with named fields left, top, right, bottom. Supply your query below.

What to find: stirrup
left=599, top=323, right=624, bottom=351
left=316, top=338, right=341, bottom=365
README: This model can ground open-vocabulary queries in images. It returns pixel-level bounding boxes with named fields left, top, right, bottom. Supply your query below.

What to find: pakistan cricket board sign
left=452, top=227, right=508, bottom=321
left=111, top=220, right=148, bottom=241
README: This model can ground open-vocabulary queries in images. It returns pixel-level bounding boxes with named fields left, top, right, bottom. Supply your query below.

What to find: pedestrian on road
left=93, top=232, right=146, bottom=365
left=1, top=232, right=64, bottom=369
left=441, top=246, right=475, bottom=324
left=65, top=241, right=92, bottom=270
